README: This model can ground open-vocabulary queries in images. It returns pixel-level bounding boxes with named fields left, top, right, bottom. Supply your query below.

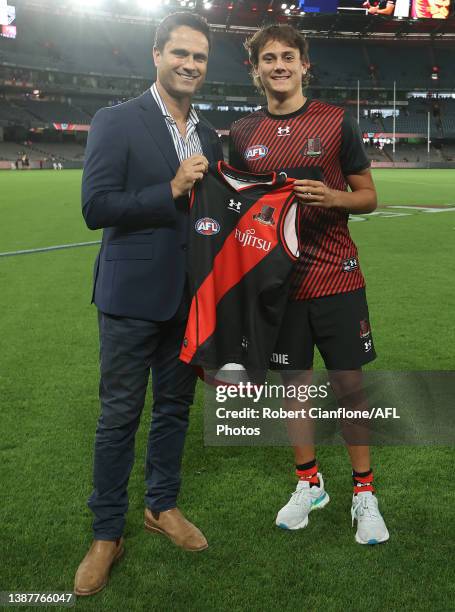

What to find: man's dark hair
left=245, top=24, right=310, bottom=93
left=154, top=12, right=211, bottom=51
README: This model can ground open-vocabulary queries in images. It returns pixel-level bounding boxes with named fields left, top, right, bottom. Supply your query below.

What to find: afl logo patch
left=195, top=217, right=220, bottom=236
left=245, top=145, right=269, bottom=161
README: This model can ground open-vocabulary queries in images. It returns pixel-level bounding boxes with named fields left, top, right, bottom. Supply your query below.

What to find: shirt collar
left=151, top=82, right=199, bottom=127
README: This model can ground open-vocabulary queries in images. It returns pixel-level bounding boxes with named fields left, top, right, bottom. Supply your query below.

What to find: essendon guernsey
left=179, top=161, right=300, bottom=377
left=229, top=99, right=371, bottom=300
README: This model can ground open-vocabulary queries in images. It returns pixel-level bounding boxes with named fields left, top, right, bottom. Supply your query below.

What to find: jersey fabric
left=229, top=99, right=371, bottom=301
left=179, top=161, right=301, bottom=378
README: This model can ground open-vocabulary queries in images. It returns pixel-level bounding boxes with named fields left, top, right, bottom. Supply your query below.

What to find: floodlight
left=75, top=0, right=103, bottom=6
left=137, top=0, right=162, bottom=9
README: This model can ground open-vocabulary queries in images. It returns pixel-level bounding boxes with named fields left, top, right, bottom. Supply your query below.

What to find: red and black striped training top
left=229, top=99, right=371, bottom=300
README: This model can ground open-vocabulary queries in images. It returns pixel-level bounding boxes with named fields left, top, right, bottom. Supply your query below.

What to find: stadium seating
left=1, top=5, right=454, bottom=163
left=72, top=98, right=116, bottom=118
left=0, top=12, right=250, bottom=83
left=382, top=144, right=428, bottom=162
left=14, top=99, right=91, bottom=124
left=33, top=142, right=86, bottom=161
left=439, top=145, right=455, bottom=161
left=1, top=8, right=455, bottom=89
left=441, top=116, right=455, bottom=136
left=0, top=140, right=85, bottom=161
left=383, top=115, right=428, bottom=133
left=2, top=92, right=454, bottom=141
left=0, top=98, right=36, bottom=126
left=309, top=41, right=367, bottom=87
left=358, top=116, right=383, bottom=132
left=0, top=141, right=31, bottom=161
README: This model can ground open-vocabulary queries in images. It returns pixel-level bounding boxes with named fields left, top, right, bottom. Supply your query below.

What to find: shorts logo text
left=270, top=353, right=290, bottom=365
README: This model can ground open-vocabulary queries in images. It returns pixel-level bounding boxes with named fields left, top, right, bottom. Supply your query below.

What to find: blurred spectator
left=411, top=0, right=450, bottom=18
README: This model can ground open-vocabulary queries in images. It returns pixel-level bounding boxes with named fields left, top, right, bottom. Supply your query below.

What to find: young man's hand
left=293, top=171, right=377, bottom=214
left=293, top=179, right=337, bottom=208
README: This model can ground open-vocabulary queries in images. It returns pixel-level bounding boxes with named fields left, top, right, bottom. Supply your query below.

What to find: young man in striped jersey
left=229, top=24, right=389, bottom=545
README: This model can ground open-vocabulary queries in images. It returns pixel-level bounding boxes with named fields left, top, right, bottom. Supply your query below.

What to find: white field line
left=349, top=206, right=455, bottom=221
left=2, top=205, right=455, bottom=255
left=386, top=206, right=455, bottom=212
left=0, top=240, right=101, bottom=258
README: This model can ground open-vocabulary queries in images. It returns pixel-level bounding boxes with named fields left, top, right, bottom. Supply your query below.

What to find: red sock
left=296, top=460, right=320, bottom=486
left=353, top=469, right=375, bottom=494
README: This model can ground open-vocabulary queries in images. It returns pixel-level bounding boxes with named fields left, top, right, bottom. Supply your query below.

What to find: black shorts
left=270, top=288, right=377, bottom=370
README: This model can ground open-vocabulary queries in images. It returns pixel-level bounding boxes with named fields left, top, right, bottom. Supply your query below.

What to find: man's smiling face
left=153, top=25, right=209, bottom=100
left=254, top=38, right=308, bottom=99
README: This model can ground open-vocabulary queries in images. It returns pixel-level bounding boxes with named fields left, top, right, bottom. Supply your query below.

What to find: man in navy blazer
left=75, top=12, right=223, bottom=596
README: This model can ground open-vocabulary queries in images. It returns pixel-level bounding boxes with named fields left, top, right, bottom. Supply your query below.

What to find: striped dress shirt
left=150, top=82, right=203, bottom=162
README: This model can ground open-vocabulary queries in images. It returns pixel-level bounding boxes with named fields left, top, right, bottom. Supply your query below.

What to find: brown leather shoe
left=74, top=537, right=124, bottom=596
left=144, top=508, right=208, bottom=551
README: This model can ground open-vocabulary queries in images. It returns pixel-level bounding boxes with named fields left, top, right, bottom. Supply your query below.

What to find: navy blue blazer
left=82, top=89, right=224, bottom=321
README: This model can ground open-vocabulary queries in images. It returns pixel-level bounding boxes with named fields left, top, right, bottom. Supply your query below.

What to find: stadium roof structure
left=15, top=0, right=455, bottom=39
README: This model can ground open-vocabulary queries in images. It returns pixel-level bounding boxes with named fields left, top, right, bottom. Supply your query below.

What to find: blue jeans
left=87, top=301, right=196, bottom=540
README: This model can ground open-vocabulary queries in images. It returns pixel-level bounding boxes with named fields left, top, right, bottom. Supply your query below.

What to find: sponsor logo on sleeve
left=342, top=257, right=358, bottom=272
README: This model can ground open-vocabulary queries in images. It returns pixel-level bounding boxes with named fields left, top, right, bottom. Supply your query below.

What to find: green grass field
left=1, top=169, right=454, bottom=611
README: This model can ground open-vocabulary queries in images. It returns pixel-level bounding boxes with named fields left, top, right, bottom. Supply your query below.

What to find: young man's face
left=153, top=25, right=209, bottom=100
left=254, top=38, right=308, bottom=99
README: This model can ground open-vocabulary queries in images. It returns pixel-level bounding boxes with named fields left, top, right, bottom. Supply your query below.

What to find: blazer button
left=181, top=244, right=188, bottom=251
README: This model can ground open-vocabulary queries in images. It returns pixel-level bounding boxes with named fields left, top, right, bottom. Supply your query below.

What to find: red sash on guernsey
left=180, top=161, right=301, bottom=380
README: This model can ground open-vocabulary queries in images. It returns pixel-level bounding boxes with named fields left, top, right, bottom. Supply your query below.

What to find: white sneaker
left=275, top=473, right=330, bottom=530
left=351, top=491, right=390, bottom=545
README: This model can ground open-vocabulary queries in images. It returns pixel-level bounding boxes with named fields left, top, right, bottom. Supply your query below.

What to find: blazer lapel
left=138, top=90, right=179, bottom=175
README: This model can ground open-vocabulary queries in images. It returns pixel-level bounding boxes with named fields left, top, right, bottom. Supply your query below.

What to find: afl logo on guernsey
left=245, top=145, right=269, bottom=161
left=195, top=217, right=220, bottom=236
